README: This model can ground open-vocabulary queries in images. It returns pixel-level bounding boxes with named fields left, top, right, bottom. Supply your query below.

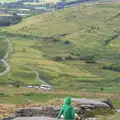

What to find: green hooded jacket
left=58, top=97, right=75, bottom=120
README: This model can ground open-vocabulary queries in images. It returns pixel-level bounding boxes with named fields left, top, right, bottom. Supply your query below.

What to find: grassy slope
left=0, top=3, right=120, bottom=92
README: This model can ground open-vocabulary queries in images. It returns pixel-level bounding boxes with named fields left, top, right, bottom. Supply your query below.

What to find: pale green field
left=0, top=0, right=15, bottom=2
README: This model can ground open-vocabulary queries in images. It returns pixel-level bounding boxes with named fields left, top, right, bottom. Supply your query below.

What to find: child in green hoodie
left=58, top=97, right=80, bottom=120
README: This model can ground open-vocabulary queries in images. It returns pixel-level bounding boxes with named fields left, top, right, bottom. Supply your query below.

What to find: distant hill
left=0, top=2, right=120, bottom=92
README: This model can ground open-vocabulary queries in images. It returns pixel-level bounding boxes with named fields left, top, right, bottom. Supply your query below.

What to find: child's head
left=64, top=97, right=72, bottom=105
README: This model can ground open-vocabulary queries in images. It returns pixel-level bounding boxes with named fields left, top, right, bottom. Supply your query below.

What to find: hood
left=64, top=97, right=72, bottom=105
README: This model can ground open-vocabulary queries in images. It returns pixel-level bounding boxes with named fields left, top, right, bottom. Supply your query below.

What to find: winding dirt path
left=0, top=39, right=13, bottom=76
left=35, top=69, right=48, bottom=85
left=18, top=64, right=49, bottom=85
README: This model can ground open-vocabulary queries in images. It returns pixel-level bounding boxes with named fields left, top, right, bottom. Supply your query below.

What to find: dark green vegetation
left=0, top=2, right=120, bottom=93
left=0, top=15, right=22, bottom=27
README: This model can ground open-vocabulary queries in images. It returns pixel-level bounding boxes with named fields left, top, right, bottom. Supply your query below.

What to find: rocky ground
left=1, top=98, right=116, bottom=120
left=14, top=117, right=98, bottom=120
left=14, top=117, right=57, bottom=120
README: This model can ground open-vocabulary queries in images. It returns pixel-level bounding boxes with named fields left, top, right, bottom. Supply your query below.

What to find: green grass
left=0, top=86, right=119, bottom=107
left=0, top=64, right=5, bottom=73
left=0, top=2, right=120, bottom=93
left=98, top=113, right=120, bottom=120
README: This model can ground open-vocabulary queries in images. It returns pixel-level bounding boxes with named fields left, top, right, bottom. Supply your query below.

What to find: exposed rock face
left=15, top=107, right=60, bottom=118
left=72, top=98, right=110, bottom=108
left=100, top=99, right=114, bottom=109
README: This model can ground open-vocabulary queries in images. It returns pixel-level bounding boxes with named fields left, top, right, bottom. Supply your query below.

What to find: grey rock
left=100, top=99, right=114, bottom=109
left=15, top=106, right=60, bottom=117
left=72, top=98, right=110, bottom=108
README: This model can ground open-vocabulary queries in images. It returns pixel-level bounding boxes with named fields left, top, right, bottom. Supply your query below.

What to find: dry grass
left=0, top=104, right=15, bottom=118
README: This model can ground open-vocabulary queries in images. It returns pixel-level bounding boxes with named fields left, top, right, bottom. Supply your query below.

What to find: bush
left=100, top=88, right=104, bottom=91
left=14, top=81, right=21, bottom=88
left=64, top=40, right=71, bottom=44
left=65, top=55, right=74, bottom=60
left=102, top=65, right=120, bottom=72
left=54, top=56, right=64, bottom=61
left=0, top=93, right=10, bottom=97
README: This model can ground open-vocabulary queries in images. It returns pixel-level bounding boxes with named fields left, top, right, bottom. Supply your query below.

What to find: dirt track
left=0, top=39, right=13, bottom=76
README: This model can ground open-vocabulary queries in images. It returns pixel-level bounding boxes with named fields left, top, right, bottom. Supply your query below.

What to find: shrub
left=100, top=88, right=104, bottom=91
left=64, top=40, right=71, bottom=44
left=65, top=55, right=74, bottom=60
left=102, top=65, right=120, bottom=72
left=14, top=81, right=21, bottom=88
left=54, top=56, right=64, bottom=61
left=0, top=93, right=10, bottom=97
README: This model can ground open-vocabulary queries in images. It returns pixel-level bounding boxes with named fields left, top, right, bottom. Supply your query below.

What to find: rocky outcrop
left=1, top=98, right=114, bottom=120
left=14, top=98, right=114, bottom=118
left=72, top=98, right=112, bottom=109
left=15, top=107, right=60, bottom=118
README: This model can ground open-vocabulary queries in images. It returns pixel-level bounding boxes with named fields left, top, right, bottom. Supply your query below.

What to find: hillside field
left=0, top=2, right=120, bottom=93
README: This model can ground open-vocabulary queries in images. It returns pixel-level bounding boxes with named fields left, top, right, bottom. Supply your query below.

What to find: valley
left=0, top=1, right=120, bottom=119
